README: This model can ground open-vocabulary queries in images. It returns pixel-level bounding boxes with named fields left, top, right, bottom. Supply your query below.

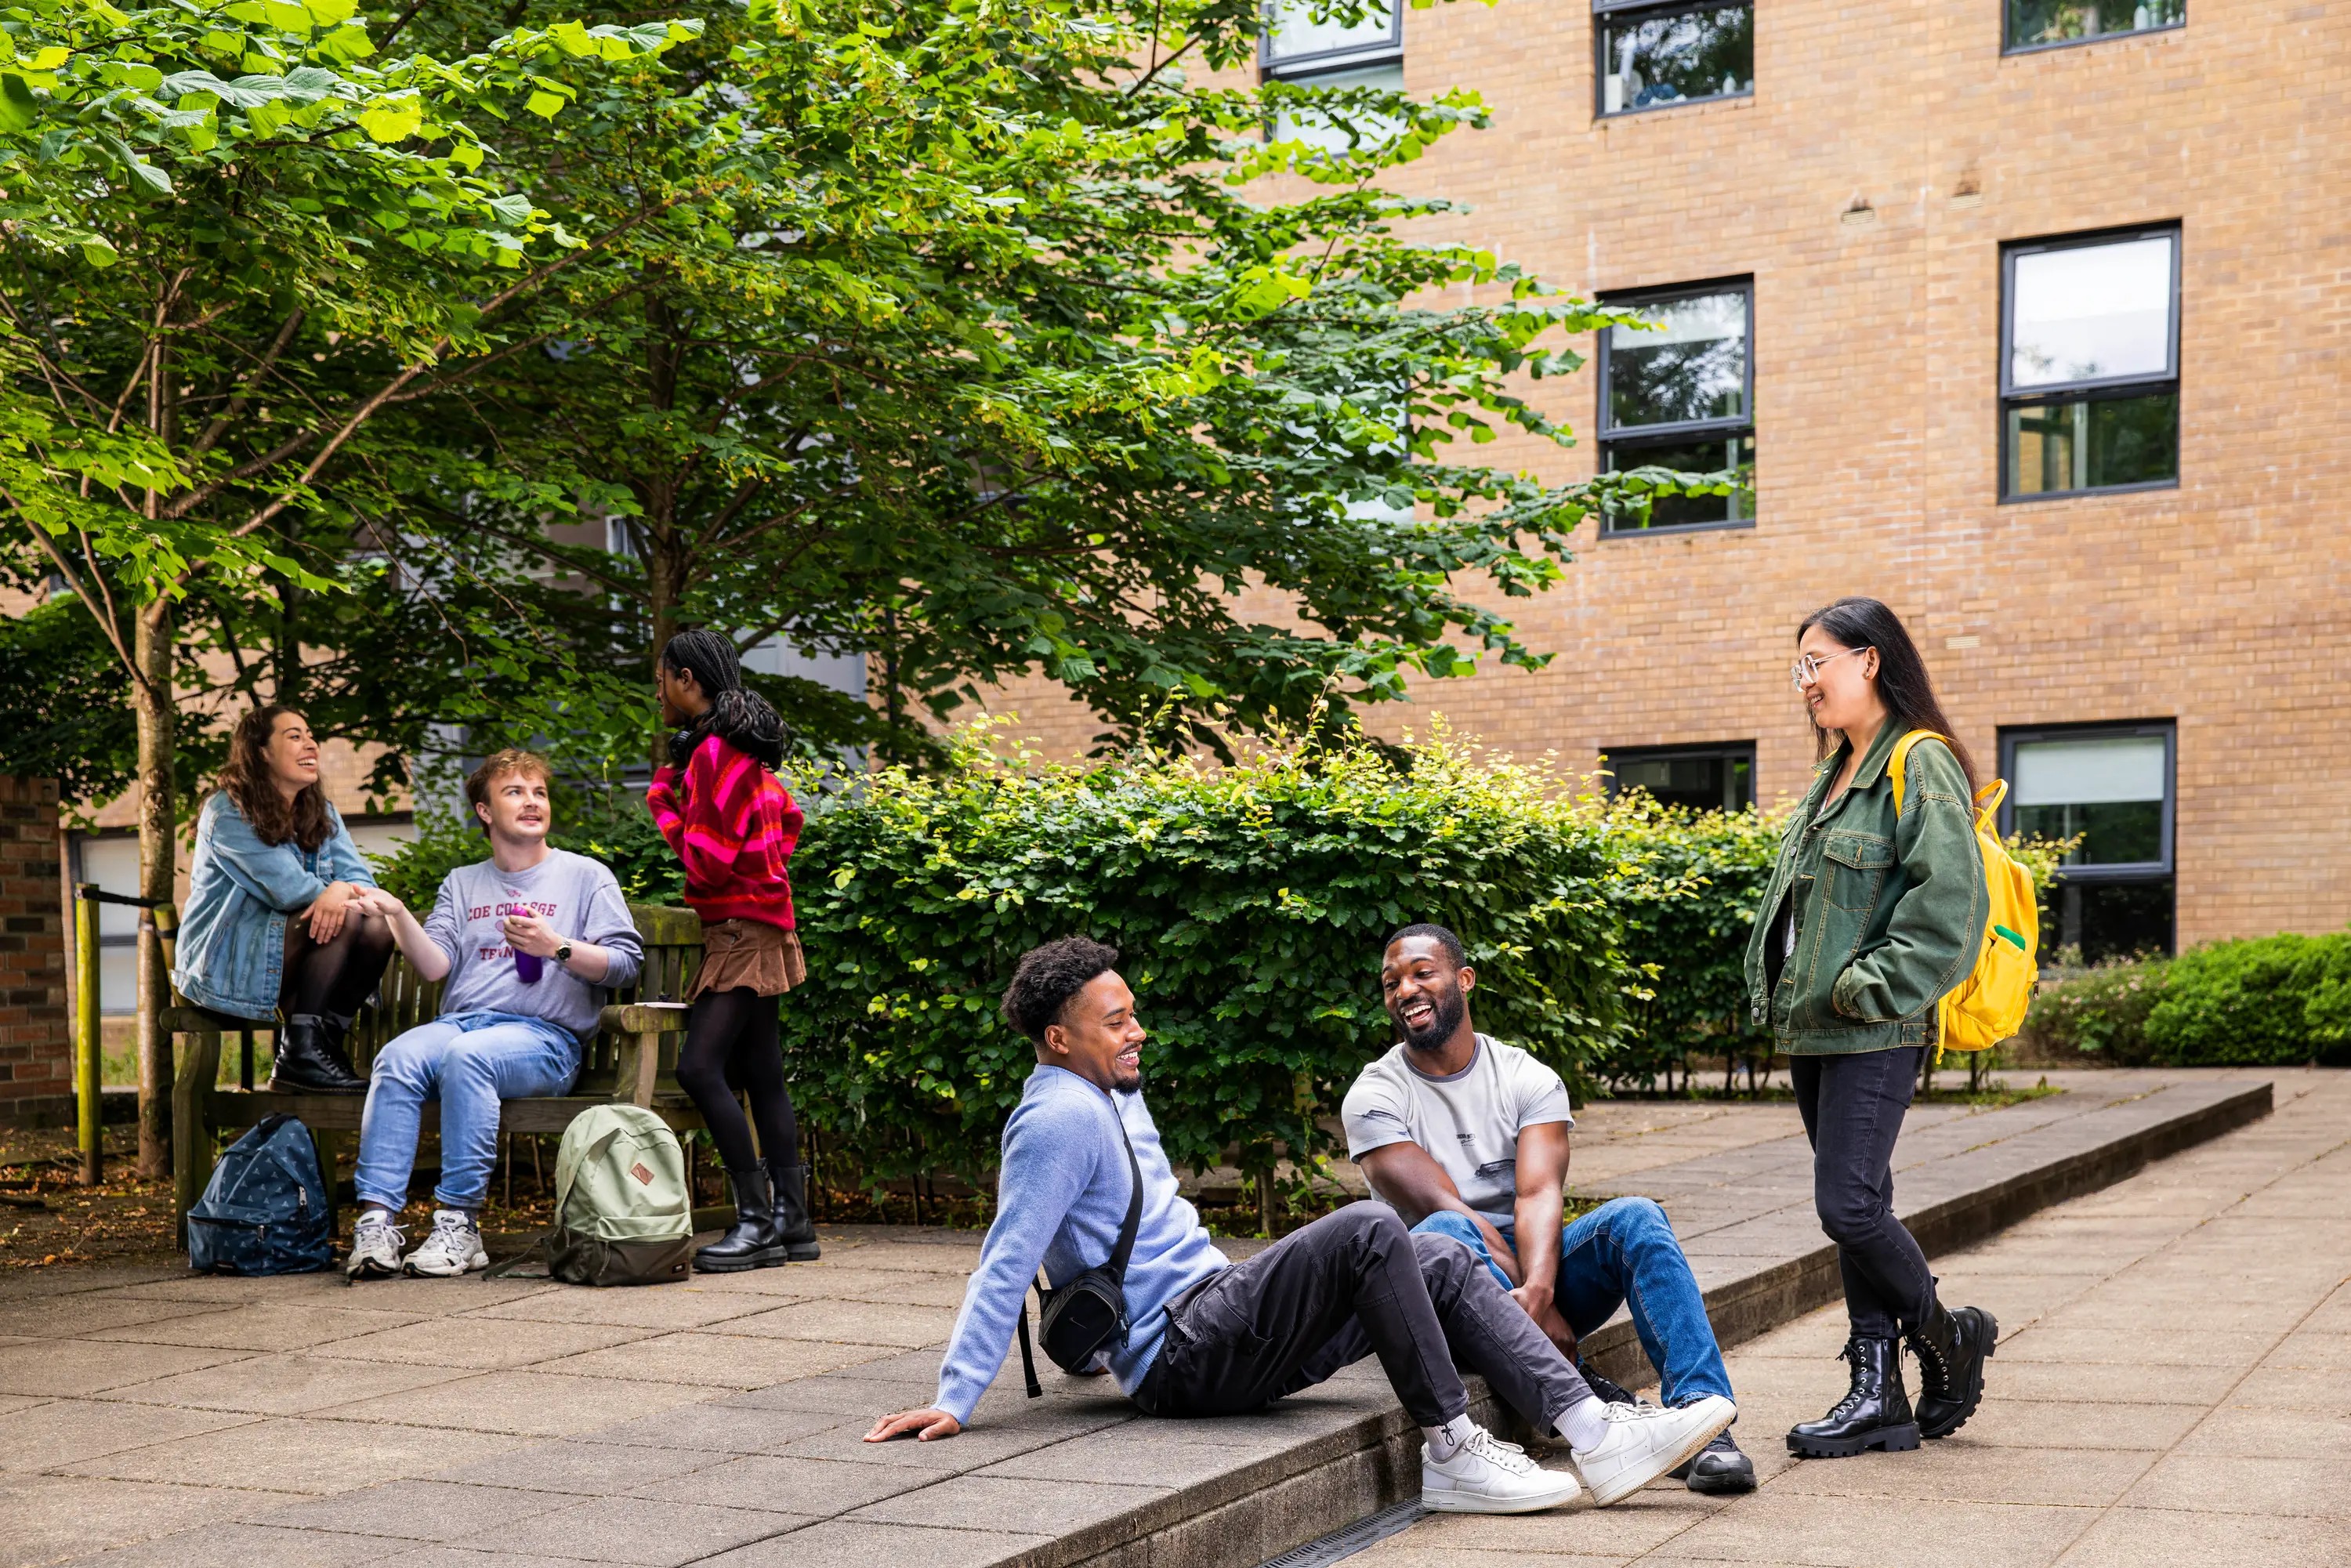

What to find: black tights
left=284, top=911, right=395, bottom=1023
left=675, top=988, right=801, bottom=1173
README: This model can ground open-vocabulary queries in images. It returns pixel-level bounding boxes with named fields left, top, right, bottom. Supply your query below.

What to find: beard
left=1393, top=983, right=1466, bottom=1053
left=1111, top=1059, right=1143, bottom=1093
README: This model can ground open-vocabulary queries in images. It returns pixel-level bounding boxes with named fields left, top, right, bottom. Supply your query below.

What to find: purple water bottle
left=515, top=945, right=543, bottom=984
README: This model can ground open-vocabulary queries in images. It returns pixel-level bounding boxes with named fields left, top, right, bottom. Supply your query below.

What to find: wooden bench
left=168, top=904, right=707, bottom=1240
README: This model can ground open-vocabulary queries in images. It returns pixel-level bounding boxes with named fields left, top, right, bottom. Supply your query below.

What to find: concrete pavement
left=1353, top=1067, right=2351, bottom=1568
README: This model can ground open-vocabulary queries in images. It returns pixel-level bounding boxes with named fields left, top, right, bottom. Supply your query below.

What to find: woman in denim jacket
left=174, top=705, right=393, bottom=1093
left=1743, top=598, right=1998, bottom=1462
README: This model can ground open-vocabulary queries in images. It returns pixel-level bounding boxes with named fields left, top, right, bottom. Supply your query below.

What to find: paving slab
left=1357, top=1066, right=2351, bottom=1568
left=3, top=1066, right=2325, bottom=1568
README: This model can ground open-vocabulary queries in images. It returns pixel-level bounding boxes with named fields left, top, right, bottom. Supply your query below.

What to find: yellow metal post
left=73, top=884, right=102, bottom=1186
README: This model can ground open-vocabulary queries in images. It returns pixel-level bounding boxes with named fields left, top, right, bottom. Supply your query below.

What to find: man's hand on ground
left=865, top=1407, right=962, bottom=1443
left=1512, top=1283, right=1578, bottom=1360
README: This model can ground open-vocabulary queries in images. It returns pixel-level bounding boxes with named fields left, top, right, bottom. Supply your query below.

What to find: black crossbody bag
left=1015, top=1114, right=1143, bottom=1399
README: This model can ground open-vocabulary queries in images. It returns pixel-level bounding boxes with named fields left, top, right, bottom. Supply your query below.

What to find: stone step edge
left=1032, top=1077, right=2273, bottom=1568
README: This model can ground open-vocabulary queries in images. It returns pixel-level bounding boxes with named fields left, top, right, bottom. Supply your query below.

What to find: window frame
left=1601, top=741, right=1758, bottom=812
left=1998, top=224, right=2182, bottom=503
left=1596, top=276, right=1756, bottom=538
left=1996, top=719, right=2176, bottom=882
left=1591, top=0, right=1756, bottom=121
left=1259, top=0, right=1405, bottom=79
left=2002, top=0, right=2185, bottom=57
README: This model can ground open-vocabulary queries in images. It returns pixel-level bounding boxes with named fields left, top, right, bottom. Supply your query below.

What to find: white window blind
left=2011, top=735, right=2166, bottom=806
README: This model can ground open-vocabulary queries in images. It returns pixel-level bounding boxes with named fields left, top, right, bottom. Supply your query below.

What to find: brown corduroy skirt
left=686, top=919, right=807, bottom=1001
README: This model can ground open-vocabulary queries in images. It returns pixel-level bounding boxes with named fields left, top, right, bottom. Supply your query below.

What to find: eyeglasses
left=1791, top=647, right=1871, bottom=688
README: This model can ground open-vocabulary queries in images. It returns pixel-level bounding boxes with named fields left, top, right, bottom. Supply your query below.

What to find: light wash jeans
left=1414, top=1196, right=1734, bottom=1407
left=354, top=1011, right=580, bottom=1213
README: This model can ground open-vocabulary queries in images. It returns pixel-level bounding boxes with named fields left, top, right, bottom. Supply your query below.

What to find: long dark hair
left=218, top=704, right=334, bottom=851
left=1798, top=597, right=1979, bottom=796
left=661, top=629, right=785, bottom=771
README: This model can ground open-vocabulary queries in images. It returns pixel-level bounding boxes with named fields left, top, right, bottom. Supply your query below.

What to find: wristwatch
left=555, top=942, right=574, bottom=968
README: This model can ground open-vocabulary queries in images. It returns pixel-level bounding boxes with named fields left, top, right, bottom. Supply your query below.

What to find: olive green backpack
left=490, top=1104, right=692, bottom=1287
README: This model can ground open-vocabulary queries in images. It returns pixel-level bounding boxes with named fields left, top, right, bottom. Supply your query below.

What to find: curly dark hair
left=1001, top=936, right=1121, bottom=1043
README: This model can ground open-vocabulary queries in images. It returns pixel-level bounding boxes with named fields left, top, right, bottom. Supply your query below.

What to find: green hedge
left=374, top=727, right=1994, bottom=1186
left=2023, top=931, right=2351, bottom=1066
left=774, top=726, right=1643, bottom=1188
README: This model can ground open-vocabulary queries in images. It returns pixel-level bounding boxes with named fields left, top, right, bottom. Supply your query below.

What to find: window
left=1598, top=281, right=1755, bottom=532
left=2000, top=722, right=2175, bottom=961
left=2001, top=227, right=2179, bottom=500
left=2006, top=0, right=2183, bottom=53
left=1262, top=0, right=1405, bottom=151
left=1596, top=0, right=1752, bottom=117
left=69, top=835, right=140, bottom=1015
left=1604, top=743, right=1755, bottom=813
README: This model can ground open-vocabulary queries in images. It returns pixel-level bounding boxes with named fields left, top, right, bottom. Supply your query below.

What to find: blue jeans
left=1414, top=1197, right=1733, bottom=1407
left=354, top=1012, right=580, bottom=1214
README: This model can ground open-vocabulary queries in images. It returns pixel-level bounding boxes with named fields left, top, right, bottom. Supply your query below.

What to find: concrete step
left=713, top=1074, right=2271, bottom=1568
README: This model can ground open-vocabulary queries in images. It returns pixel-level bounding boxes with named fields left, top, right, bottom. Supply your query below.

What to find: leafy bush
left=1599, top=798, right=1781, bottom=1089
left=2020, top=955, right=2172, bottom=1064
left=2143, top=932, right=2351, bottom=1066
left=777, top=724, right=1639, bottom=1190
left=2023, top=931, right=2351, bottom=1066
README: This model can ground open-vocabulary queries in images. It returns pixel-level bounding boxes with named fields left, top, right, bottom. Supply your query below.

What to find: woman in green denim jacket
left=1744, top=598, right=1998, bottom=1464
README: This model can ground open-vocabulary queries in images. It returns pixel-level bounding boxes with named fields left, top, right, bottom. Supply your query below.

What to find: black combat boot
left=694, top=1167, right=788, bottom=1272
left=768, top=1158, right=821, bottom=1262
left=1910, top=1302, right=1998, bottom=1439
left=268, top=1014, right=368, bottom=1095
left=1787, top=1337, right=1920, bottom=1458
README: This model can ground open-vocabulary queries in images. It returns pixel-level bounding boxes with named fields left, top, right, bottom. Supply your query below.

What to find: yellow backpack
left=1889, top=730, right=2040, bottom=1056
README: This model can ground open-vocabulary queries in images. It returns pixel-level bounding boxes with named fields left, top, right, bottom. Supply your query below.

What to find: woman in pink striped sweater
left=648, top=630, right=817, bottom=1271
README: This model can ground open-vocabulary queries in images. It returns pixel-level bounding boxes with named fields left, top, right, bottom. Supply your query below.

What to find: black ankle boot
left=1910, top=1302, right=1998, bottom=1439
left=1787, top=1337, right=1920, bottom=1458
left=767, top=1159, right=820, bottom=1262
left=268, top=1015, right=368, bottom=1095
left=694, top=1168, right=788, bottom=1273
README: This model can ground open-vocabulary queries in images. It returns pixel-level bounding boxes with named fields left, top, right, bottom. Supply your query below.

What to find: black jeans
left=1133, top=1203, right=1594, bottom=1434
left=1791, top=1045, right=1938, bottom=1339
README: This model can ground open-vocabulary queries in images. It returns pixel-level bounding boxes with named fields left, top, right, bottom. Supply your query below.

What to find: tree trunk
left=133, top=596, right=175, bottom=1180
left=135, top=335, right=178, bottom=1180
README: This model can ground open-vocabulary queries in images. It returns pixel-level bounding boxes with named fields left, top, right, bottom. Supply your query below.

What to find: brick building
left=0, top=778, right=72, bottom=1124
left=988, top=0, right=2351, bottom=958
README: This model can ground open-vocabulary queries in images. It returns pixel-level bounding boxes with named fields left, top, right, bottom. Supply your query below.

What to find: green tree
left=396, top=0, right=1709, bottom=766
left=0, top=0, right=701, bottom=1171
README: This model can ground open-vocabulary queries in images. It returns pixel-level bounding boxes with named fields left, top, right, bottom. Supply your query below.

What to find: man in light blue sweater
left=868, top=938, right=1736, bottom=1512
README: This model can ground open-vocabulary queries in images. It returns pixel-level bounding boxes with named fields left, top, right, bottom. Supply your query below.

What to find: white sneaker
left=1571, top=1396, right=1737, bottom=1507
left=1423, top=1424, right=1584, bottom=1514
left=344, top=1211, right=404, bottom=1280
left=403, top=1209, right=487, bottom=1276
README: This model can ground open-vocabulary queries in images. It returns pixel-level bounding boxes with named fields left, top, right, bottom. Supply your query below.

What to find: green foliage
left=1598, top=796, right=1781, bottom=1089
left=2020, top=954, right=2172, bottom=1064
left=0, top=596, right=135, bottom=802
left=2143, top=932, right=2351, bottom=1066
left=2024, top=931, right=2351, bottom=1066
left=775, top=722, right=1639, bottom=1188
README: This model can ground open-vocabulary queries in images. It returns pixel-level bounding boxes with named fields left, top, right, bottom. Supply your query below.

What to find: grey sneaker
left=402, top=1208, right=487, bottom=1276
left=345, top=1211, right=404, bottom=1280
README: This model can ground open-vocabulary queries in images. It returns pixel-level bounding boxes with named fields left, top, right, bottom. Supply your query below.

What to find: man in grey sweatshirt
left=866, top=938, right=1737, bottom=1512
left=343, top=749, right=643, bottom=1279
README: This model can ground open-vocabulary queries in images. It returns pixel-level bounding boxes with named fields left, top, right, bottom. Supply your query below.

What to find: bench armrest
left=600, top=1002, right=693, bottom=1036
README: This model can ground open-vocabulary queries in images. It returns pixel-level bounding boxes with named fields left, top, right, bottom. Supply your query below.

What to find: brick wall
left=973, top=0, right=2351, bottom=948
left=0, top=778, right=72, bottom=1126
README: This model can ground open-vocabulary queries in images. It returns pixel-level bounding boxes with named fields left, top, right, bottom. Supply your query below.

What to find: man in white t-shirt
left=1340, top=924, right=1754, bottom=1495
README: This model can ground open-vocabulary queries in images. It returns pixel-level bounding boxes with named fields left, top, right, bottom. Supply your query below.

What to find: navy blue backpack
left=186, top=1114, right=333, bottom=1275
